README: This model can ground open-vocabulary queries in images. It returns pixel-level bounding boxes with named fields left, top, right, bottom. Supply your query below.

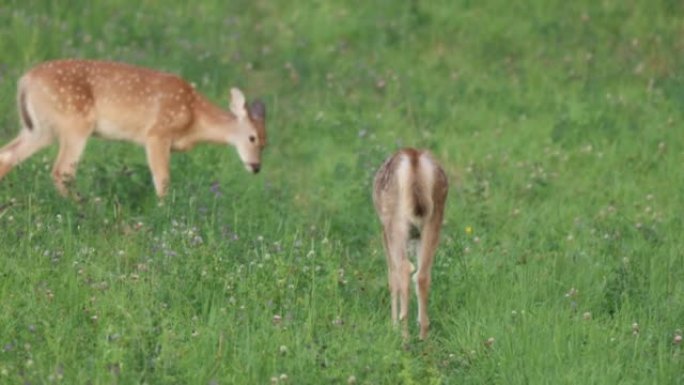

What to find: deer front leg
left=145, top=136, right=172, bottom=198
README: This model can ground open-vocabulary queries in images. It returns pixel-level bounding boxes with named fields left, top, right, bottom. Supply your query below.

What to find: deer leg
left=387, top=221, right=411, bottom=340
left=0, top=136, right=22, bottom=180
left=145, top=136, right=172, bottom=198
left=0, top=131, right=53, bottom=181
left=52, top=134, right=88, bottom=197
left=381, top=228, right=399, bottom=326
left=414, top=217, right=442, bottom=340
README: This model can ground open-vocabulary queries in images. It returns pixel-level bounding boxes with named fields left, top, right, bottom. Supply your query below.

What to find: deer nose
left=249, top=163, right=261, bottom=173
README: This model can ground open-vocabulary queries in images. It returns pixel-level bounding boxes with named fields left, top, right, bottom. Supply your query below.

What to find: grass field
left=1, top=0, right=683, bottom=383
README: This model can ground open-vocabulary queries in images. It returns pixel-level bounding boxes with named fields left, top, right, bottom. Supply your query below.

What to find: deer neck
left=174, top=96, right=237, bottom=151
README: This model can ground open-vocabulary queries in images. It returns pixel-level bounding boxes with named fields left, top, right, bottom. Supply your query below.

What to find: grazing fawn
left=373, top=148, right=448, bottom=340
left=0, top=59, right=267, bottom=198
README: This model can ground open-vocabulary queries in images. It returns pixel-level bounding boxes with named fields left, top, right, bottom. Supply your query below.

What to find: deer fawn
left=373, top=148, right=448, bottom=340
left=0, top=59, right=266, bottom=198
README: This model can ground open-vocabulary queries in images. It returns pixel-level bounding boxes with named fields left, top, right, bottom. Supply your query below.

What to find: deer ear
left=249, top=100, right=266, bottom=121
left=229, top=87, right=247, bottom=119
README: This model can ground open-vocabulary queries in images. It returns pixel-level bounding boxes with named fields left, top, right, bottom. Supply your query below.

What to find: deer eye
left=249, top=135, right=256, bottom=143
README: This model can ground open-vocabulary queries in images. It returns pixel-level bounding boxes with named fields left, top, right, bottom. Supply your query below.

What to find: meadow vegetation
left=0, top=0, right=683, bottom=383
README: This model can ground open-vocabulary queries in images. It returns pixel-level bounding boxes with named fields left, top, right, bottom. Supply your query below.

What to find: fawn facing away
left=0, top=59, right=267, bottom=198
left=373, top=148, right=448, bottom=340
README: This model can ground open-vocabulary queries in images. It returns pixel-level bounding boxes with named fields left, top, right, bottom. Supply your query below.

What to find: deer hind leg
left=0, top=136, right=23, bottom=180
left=386, top=220, right=412, bottom=340
left=0, top=130, right=54, bottom=181
left=52, top=133, right=89, bottom=197
left=381, top=229, right=399, bottom=326
left=414, top=216, right=442, bottom=340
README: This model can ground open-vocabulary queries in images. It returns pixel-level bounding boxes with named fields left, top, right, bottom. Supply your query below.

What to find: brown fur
left=373, top=148, right=448, bottom=340
left=0, top=59, right=267, bottom=198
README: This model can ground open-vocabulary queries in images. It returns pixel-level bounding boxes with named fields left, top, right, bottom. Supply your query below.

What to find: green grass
left=1, top=0, right=683, bottom=383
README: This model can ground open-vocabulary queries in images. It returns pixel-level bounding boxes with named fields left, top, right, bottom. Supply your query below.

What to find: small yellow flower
left=465, top=226, right=473, bottom=235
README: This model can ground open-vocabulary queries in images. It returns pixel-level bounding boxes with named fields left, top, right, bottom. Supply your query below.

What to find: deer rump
left=375, top=149, right=439, bottom=239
